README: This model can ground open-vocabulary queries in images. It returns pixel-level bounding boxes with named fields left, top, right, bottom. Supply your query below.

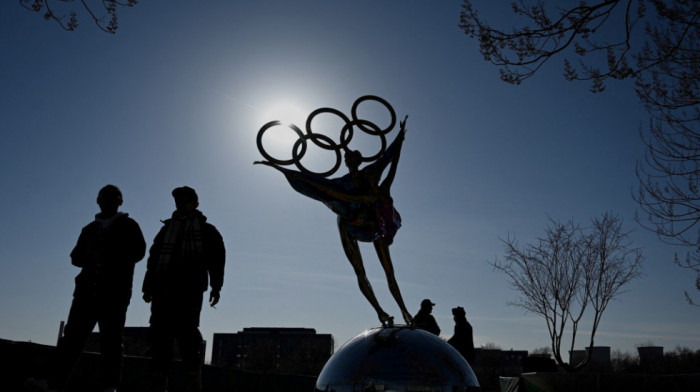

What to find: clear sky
left=1, top=1, right=699, bottom=362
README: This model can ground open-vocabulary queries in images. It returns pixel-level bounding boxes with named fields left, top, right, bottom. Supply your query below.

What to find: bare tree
left=636, top=111, right=700, bottom=305
left=458, top=1, right=696, bottom=90
left=20, top=0, right=138, bottom=34
left=633, top=1, right=700, bottom=305
left=460, top=0, right=700, bottom=304
left=493, top=213, right=642, bottom=371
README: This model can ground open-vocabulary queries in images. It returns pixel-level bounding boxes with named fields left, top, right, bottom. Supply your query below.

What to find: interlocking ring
left=256, top=120, right=306, bottom=166
left=305, top=107, right=352, bottom=151
left=256, top=95, right=397, bottom=177
left=351, top=95, right=396, bottom=136
left=341, top=119, right=386, bottom=162
left=292, top=133, right=342, bottom=177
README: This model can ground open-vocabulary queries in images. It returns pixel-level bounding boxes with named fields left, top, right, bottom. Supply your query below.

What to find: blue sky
left=1, top=1, right=699, bottom=362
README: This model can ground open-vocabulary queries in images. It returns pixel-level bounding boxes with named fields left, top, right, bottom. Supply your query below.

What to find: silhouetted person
left=142, top=186, right=225, bottom=392
left=447, top=306, right=475, bottom=364
left=255, top=118, right=412, bottom=326
left=25, top=185, right=146, bottom=392
left=413, top=299, right=440, bottom=335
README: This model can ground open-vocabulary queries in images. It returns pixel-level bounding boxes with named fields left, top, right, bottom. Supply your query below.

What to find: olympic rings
left=305, top=107, right=352, bottom=151
left=256, top=120, right=306, bottom=166
left=292, top=133, right=342, bottom=177
left=256, top=95, right=398, bottom=177
left=351, top=95, right=396, bottom=136
left=341, top=119, right=386, bottom=162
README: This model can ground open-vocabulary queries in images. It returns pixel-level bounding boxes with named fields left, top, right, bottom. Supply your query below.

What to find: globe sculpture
left=315, top=327, right=480, bottom=392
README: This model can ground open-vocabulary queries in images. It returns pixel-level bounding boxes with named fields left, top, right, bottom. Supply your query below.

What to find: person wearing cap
left=142, top=186, right=225, bottom=392
left=25, top=185, right=146, bottom=392
left=413, top=299, right=441, bottom=335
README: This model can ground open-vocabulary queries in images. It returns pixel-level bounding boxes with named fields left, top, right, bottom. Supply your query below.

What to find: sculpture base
left=315, top=326, right=480, bottom=392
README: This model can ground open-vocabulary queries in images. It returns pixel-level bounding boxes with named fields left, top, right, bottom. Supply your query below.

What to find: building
left=83, top=326, right=150, bottom=357
left=637, top=346, right=664, bottom=370
left=569, top=346, right=612, bottom=372
left=212, top=327, right=333, bottom=376
left=473, top=348, right=529, bottom=376
left=81, top=326, right=206, bottom=363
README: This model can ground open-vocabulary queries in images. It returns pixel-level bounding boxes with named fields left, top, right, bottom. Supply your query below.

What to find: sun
left=258, top=101, right=311, bottom=164
left=263, top=102, right=307, bottom=128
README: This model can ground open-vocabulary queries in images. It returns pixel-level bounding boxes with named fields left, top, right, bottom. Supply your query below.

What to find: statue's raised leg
left=374, top=239, right=413, bottom=325
left=340, top=230, right=394, bottom=326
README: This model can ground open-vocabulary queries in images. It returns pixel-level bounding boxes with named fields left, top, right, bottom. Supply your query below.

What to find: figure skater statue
left=255, top=101, right=412, bottom=327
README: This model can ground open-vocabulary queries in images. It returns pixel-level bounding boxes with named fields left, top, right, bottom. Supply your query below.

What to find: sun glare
left=264, top=102, right=307, bottom=128
left=258, top=102, right=310, bottom=165
left=258, top=101, right=348, bottom=175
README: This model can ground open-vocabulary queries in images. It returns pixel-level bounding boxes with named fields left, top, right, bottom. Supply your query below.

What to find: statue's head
left=344, top=150, right=362, bottom=171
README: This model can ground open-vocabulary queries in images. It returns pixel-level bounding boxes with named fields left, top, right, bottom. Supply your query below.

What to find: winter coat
left=142, top=211, right=225, bottom=297
left=70, top=213, right=146, bottom=300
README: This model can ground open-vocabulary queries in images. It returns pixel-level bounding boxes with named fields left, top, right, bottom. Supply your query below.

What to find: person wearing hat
left=142, top=186, right=226, bottom=392
left=413, top=299, right=441, bottom=335
left=447, top=306, right=475, bottom=363
left=25, top=185, right=146, bottom=392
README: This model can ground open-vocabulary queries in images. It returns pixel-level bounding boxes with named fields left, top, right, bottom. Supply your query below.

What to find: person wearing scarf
left=142, top=186, right=225, bottom=392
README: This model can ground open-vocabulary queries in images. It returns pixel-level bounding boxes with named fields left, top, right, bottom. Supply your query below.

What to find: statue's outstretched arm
left=377, top=116, right=407, bottom=193
left=254, top=160, right=284, bottom=172
left=256, top=161, right=373, bottom=204
left=367, top=116, right=407, bottom=174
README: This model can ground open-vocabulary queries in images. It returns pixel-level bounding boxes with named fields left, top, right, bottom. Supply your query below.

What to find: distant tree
left=20, top=0, right=137, bottom=34
left=459, top=0, right=700, bottom=305
left=493, top=213, right=643, bottom=371
left=662, top=346, right=700, bottom=373
left=611, top=349, right=639, bottom=373
left=531, top=346, right=553, bottom=357
left=612, top=346, right=700, bottom=373
left=480, top=342, right=502, bottom=350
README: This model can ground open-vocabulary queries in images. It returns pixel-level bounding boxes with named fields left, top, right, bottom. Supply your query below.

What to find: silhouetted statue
left=255, top=96, right=412, bottom=326
left=413, top=299, right=441, bottom=335
left=25, top=185, right=146, bottom=392
left=447, top=306, right=475, bottom=364
left=142, top=186, right=226, bottom=392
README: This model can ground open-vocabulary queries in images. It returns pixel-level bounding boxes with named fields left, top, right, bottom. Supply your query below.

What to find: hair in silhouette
left=448, top=306, right=475, bottom=363
left=98, top=184, right=122, bottom=201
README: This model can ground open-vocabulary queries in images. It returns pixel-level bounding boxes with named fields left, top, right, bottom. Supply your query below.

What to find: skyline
left=2, top=1, right=700, bottom=362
